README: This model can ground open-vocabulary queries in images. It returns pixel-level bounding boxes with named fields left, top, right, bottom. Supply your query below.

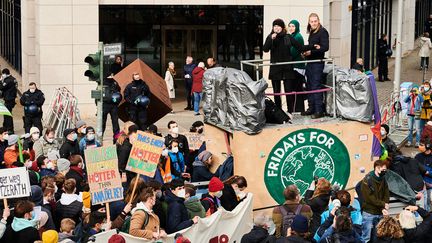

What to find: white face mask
left=87, top=134, right=95, bottom=141
left=161, top=149, right=169, bottom=157
left=214, top=191, right=223, bottom=198
left=3, top=134, right=8, bottom=141
left=47, top=138, right=54, bottom=143
left=171, top=147, right=179, bottom=153
left=171, top=127, right=179, bottom=135
left=46, top=161, right=54, bottom=170
left=381, top=130, right=387, bottom=136
left=29, top=88, right=36, bottom=93
left=81, top=127, right=86, bottom=134
left=1, top=74, right=7, bottom=79
left=32, top=133, right=40, bottom=140
left=177, top=188, right=186, bottom=198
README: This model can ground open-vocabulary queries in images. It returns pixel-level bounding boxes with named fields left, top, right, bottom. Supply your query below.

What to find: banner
left=92, top=194, right=254, bottom=242
left=85, top=145, right=123, bottom=205
left=0, top=102, right=12, bottom=116
left=184, top=133, right=205, bottom=150
left=126, top=131, right=164, bottom=177
left=0, top=167, right=31, bottom=199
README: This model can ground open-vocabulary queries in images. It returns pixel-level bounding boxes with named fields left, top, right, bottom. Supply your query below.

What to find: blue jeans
left=305, top=62, right=325, bottom=113
left=361, top=211, right=382, bottom=243
left=193, top=92, right=203, bottom=113
left=407, top=116, right=422, bottom=144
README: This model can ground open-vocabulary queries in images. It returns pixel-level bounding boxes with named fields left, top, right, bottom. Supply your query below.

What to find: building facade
left=0, top=0, right=427, bottom=117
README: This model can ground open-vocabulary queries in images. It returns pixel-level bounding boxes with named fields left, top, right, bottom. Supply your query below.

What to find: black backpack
left=265, top=97, right=290, bottom=124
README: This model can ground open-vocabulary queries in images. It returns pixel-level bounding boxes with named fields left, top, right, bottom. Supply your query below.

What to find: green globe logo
left=264, top=128, right=350, bottom=204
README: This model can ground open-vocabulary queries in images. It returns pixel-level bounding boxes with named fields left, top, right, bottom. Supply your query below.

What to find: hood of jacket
left=11, top=217, right=37, bottom=232
left=58, top=232, right=74, bottom=242
left=185, top=196, right=203, bottom=212
left=165, top=189, right=184, bottom=204
left=59, top=192, right=83, bottom=205
left=289, top=19, right=300, bottom=35
left=192, top=159, right=206, bottom=167
left=131, top=201, right=152, bottom=214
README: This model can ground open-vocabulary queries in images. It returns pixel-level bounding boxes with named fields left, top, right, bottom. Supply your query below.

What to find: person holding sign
left=2, top=200, right=41, bottom=243
left=129, top=187, right=167, bottom=240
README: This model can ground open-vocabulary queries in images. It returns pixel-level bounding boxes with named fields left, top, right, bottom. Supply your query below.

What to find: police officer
left=0, top=69, right=18, bottom=133
left=102, top=75, right=121, bottom=140
left=124, top=72, right=151, bottom=130
left=20, top=82, right=45, bottom=133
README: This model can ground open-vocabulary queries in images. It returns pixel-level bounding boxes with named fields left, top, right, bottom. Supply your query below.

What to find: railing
left=380, top=90, right=408, bottom=130
left=240, top=58, right=337, bottom=118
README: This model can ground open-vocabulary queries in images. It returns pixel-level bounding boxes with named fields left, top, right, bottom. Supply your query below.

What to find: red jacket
left=191, top=67, right=205, bottom=93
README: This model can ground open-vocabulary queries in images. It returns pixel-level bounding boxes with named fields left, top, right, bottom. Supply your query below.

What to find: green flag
left=0, top=102, right=12, bottom=116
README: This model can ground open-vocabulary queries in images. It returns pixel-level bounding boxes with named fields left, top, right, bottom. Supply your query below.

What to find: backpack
left=120, top=209, right=149, bottom=234
left=279, top=204, right=303, bottom=237
left=202, top=197, right=218, bottom=217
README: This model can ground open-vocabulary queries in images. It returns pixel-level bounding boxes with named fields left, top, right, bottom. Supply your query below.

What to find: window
left=0, top=0, right=21, bottom=73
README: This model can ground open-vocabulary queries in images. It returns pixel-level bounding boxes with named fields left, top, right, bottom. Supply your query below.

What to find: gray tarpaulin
left=326, top=68, right=374, bottom=122
left=202, top=67, right=268, bottom=134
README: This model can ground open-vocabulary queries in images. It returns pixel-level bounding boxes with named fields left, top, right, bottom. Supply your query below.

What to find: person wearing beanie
left=57, top=158, right=71, bottom=174
left=191, top=150, right=220, bottom=182
left=3, top=134, right=18, bottom=168
left=200, top=177, right=224, bottom=216
left=75, top=120, right=87, bottom=143
left=78, top=126, right=101, bottom=157
left=263, top=18, right=316, bottom=113
left=59, top=129, right=80, bottom=159
left=241, top=214, right=276, bottom=243
left=381, top=124, right=398, bottom=155
left=42, top=229, right=59, bottom=243
left=275, top=214, right=312, bottom=243
left=23, top=127, right=40, bottom=161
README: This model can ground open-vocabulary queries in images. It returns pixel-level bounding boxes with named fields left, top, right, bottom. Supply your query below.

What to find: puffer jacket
left=419, top=37, right=432, bottom=57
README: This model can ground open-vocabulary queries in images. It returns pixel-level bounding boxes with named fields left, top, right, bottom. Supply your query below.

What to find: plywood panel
left=204, top=124, right=231, bottom=173
left=231, top=120, right=374, bottom=209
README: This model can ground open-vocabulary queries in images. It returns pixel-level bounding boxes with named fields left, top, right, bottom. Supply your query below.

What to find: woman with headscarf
left=288, top=19, right=306, bottom=113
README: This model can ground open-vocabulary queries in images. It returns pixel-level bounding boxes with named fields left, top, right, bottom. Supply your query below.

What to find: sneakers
left=406, top=141, right=412, bottom=147
left=301, top=109, right=313, bottom=116
left=194, top=113, right=201, bottom=116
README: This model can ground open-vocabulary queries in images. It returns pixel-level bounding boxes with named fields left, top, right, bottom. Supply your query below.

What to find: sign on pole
left=184, top=133, right=204, bottom=151
left=85, top=145, right=123, bottom=205
left=126, top=131, right=165, bottom=177
left=103, top=43, right=122, bottom=56
left=0, top=167, right=31, bottom=199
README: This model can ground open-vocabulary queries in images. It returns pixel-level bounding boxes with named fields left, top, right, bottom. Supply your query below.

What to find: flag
left=0, top=102, right=12, bottom=116
left=367, top=73, right=382, bottom=157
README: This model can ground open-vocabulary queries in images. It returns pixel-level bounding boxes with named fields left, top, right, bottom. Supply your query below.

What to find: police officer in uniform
left=124, top=72, right=151, bottom=130
left=102, top=75, right=121, bottom=139
left=20, top=82, right=45, bottom=133
left=0, top=69, right=18, bottom=133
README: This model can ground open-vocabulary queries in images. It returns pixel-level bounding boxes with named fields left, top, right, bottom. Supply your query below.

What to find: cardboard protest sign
left=126, top=131, right=164, bottom=177
left=184, top=133, right=204, bottom=151
left=0, top=167, right=31, bottom=199
left=85, top=145, right=123, bottom=205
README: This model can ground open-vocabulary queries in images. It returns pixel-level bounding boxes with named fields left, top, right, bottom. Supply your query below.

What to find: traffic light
left=84, top=51, right=102, bottom=82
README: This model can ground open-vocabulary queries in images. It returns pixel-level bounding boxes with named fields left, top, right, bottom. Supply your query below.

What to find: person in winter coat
left=129, top=187, right=167, bottom=240
left=304, top=178, right=331, bottom=235
left=318, top=208, right=362, bottom=243
left=66, top=155, right=85, bottom=193
left=420, top=81, right=432, bottom=130
left=20, top=82, right=45, bottom=133
left=54, top=178, right=83, bottom=230
left=275, top=214, right=312, bottom=243
left=419, top=32, right=432, bottom=70
left=59, top=129, right=80, bottom=159
left=3, top=134, right=19, bottom=168
left=404, top=87, right=424, bottom=147
left=23, top=127, right=40, bottom=160
left=79, top=126, right=101, bottom=157
left=58, top=218, right=76, bottom=243
left=165, top=61, right=176, bottom=101
left=0, top=68, right=18, bottom=133
left=124, top=72, right=151, bottom=130
left=167, top=139, right=188, bottom=180
left=164, top=121, right=190, bottom=161
left=183, top=56, right=196, bottom=110
left=381, top=124, right=398, bottom=155
left=220, top=175, right=248, bottom=211
left=415, top=142, right=432, bottom=211
left=37, top=155, right=57, bottom=177
left=241, top=214, right=276, bottom=243
left=1, top=200, right=40, bottom=243
left=102, top=76, right=121, bottom=139
left=263, top=18, right=315, bottom=113
left=288, top=19, right=306, bottom=113
left=377, top=34, right=391, bottom=82
left=30, top=185, right=56, bottom=230
left=374, top=216, right=405, bottom=243
left=191, top=151, right=219, bottom=182
left=201, top=177, right=224, bottom=216
left=33, top=127, right=60, bottom=159
left=165, top=179, right=199, bottom=234
left=192, top=62, right=205, bottom=115
left=399, top=205, right=432, bottom=243
left=75, top=120, right=87, bottom=143
left=184, top=185, right=206, bottom=218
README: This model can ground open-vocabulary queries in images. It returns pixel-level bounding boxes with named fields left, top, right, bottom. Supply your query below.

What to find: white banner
left=0, top=167, right=31, bottom=199
left=93, top=194, right=254, bottom=243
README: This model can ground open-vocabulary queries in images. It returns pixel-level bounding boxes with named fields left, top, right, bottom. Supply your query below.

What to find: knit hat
left=76, top=120, right=86, bottom=129
left=198, top=151, right=212, bottom=162
left=291, top=215, right=309, bottom=233
left=57, top=158, right=70, bottom=172
left=31, top=185, right=43, bottom=206
left=7, top=134, right=18, bottom=146
left=381, top=124, right=390, bottom=135
left=192, top=121, right=204, bottom=128
left=272, top=18, right=286, bottom=29
left=30, top=127, right=40, bottom=135
left=42, top=230, right=59, bottom=243
left=63, top=128, right=75, bottom=138
left=208, top=177, right=224, bottom=192
left=108, top=234, right=126, bottom=243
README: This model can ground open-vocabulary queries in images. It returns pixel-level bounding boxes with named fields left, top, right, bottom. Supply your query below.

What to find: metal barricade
left=240, top=58, right=337, bottom=118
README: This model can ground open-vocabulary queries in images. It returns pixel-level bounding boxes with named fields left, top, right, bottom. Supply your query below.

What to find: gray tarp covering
left=202, top=67, right=268, bottom=134
left=385, top=170, right=416, bottom=205
left=326, top=68, right=374, bottom=122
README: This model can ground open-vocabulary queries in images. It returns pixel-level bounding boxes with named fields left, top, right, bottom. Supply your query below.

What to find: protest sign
left=0, top=167, right=31, bottom=199
left=85, top=145, right=123, bottom=205
left=184, top=132, right=204, bottom=150
left=126, top=131, right=165, bottom=177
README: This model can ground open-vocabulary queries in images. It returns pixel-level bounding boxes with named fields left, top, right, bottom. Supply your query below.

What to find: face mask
left=1, top=74, right=7, bottom=79
left=171, top=147, right=179, bottom=153
left=214, top=191, right=223, bottom=198
left=156, top=191, right=163, bottom=199
left=46, top=161, right=54, bottom=170
left=267, top=220, right=276, bottom=235
left=380, top=130, right=386, bottom=136
left=197, top=128, right=204, bottom=134
left=29, top=88, right=36, bottom=93
left=161, top=149, right=169, bottom=157
left=87, top=134, right=95, bottom=141
left=234, top=188, right=241, bottom=196
left=71, top=133, right=78, bottom=141
left=379, top=170, right=387, bottom=177
left=32, top=133, right=40, bottom=140
left=3, top=134, right=8, bottom=141
left=81, top=127, right=86, bottom=134
left=25, top=161, right=33, bottom=168
left=171, top=127, right=179, bottom=135
left=177, top=188, right=186, bottom=198
left=425, top=87, right=430, bottom=92
left=47, top=138, right=54, bottom=143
